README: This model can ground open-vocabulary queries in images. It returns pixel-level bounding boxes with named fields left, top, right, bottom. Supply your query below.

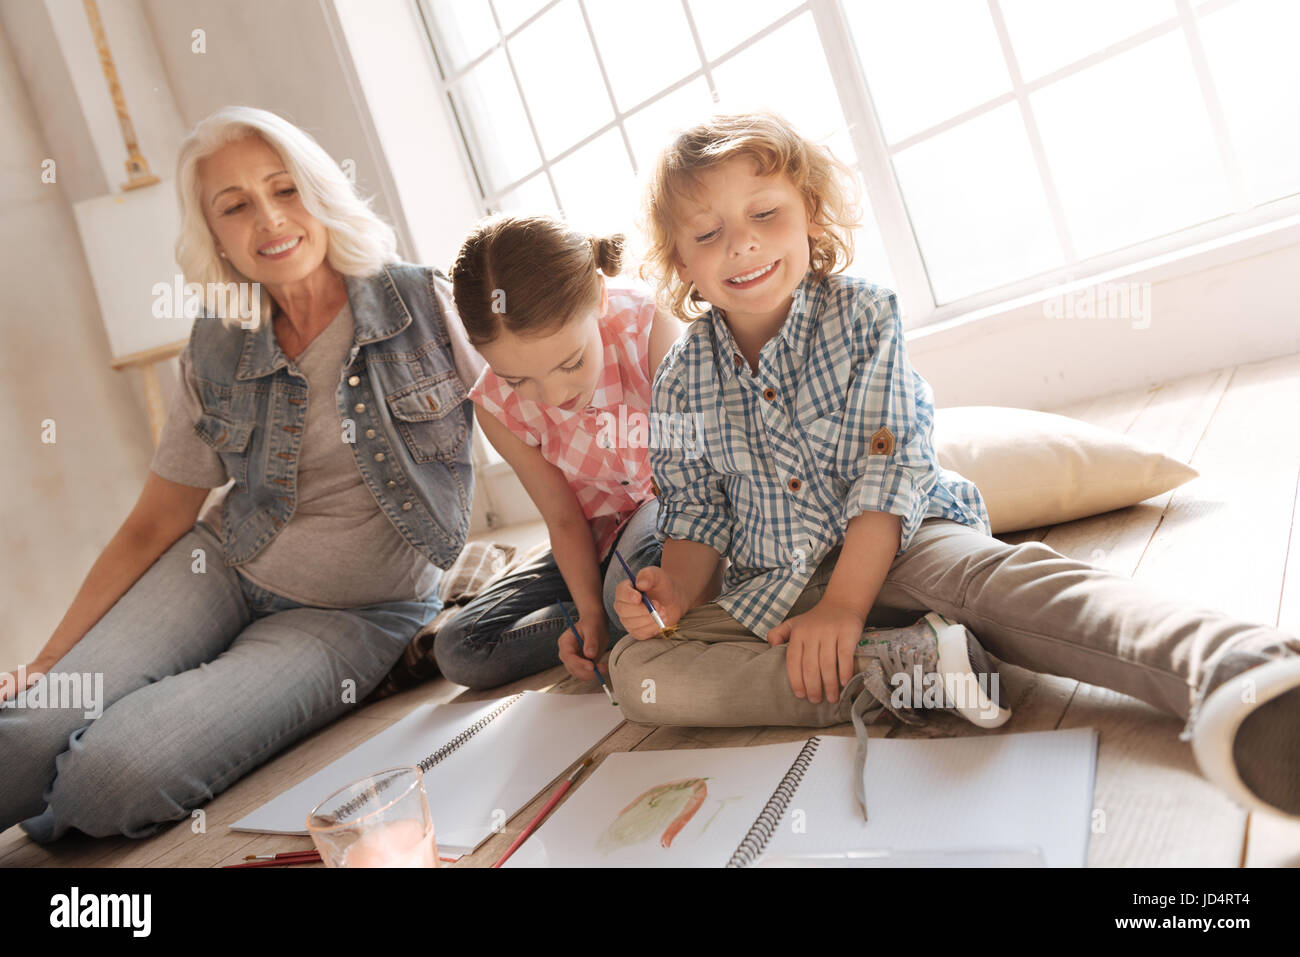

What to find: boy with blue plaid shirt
left=608, top=112, right=1300, bottom=822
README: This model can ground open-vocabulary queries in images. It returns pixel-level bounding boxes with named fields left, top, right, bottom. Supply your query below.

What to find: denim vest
left=186, top=262, right=474, bottom=570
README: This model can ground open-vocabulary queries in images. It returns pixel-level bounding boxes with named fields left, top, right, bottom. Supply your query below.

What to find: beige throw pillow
left=933, top=406, right=1198, bottom=533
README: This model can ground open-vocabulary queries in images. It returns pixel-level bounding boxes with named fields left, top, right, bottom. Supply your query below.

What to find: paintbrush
left=555, top=601, right=617, bottom=706
left=613, top=547, right=676, bottom=638
left=491, top=757, right=594, bottom=867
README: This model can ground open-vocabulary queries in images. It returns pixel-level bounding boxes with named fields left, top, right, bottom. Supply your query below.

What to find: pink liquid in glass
left=340, top=818, right=438, bottom=868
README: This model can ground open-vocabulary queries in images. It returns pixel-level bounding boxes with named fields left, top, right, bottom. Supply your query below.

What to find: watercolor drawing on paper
left=597, top=778, right=711, bottom=854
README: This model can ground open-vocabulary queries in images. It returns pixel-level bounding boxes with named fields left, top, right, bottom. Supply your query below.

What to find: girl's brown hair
left=639, top=111, right=861, bottom=320
left=451, top=214, right=624, bottom=345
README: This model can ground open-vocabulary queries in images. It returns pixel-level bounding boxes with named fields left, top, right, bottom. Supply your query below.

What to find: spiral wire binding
left=725, top=736, right=821, bottom=868
left=324, top=694, right=525, bottom=822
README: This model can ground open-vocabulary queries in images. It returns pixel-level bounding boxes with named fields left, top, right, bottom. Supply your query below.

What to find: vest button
left=374, top=452, right=385, bottom=462
left=354, top=403, right=365, bottom=413
left=401, top=501, right=413, bottom=511
left=365, top=429, right=376, bottom=439
left=348, top=375, right=360, bottom=387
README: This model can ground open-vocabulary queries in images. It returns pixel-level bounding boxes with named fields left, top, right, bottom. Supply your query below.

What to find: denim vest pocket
left=385, top=374, right=469, bottom=463
left=194, top=414, right=255, bottom=487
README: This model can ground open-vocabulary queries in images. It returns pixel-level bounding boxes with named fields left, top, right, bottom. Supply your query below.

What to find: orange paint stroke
left=616, top=778, right=709, bottom=848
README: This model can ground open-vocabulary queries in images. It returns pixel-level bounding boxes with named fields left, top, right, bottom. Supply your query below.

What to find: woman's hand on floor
left=0, top=657, right=54, bottom=703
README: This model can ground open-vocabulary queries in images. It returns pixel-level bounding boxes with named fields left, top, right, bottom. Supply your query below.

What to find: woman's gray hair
left=175, top=105, right=397, bottom=327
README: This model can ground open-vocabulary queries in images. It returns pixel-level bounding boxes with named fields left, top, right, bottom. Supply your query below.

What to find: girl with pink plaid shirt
left=436, top=215, right=685, bottom=690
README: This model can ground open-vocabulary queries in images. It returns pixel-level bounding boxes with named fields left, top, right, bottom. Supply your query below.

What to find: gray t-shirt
left=150, top=275, right=484, bottom=608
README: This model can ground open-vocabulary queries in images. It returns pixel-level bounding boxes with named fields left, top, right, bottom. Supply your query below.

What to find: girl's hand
left=766, top=599, right=866, bottom=705
left=612, top=567, right=686, bottom=640
left=558, top=613, right=611, bottom=682
left=0, top=657, right=53, bottom=704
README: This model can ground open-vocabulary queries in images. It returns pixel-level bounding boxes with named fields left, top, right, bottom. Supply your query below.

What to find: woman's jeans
left=0, top=523, right=438, bottom=844
left=434, top=498, right=662, bottom=689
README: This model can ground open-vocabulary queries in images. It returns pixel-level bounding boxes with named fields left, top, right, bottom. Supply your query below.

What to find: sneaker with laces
left=847, top=611, right=1012, bottom=731
left=1186, top=637, right=1300, bottom=819
left=841, top=611, right=1011, bottom=820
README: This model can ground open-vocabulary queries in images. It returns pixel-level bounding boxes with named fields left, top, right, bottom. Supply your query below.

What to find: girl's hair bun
left=592, top=233, right=625, bottom=277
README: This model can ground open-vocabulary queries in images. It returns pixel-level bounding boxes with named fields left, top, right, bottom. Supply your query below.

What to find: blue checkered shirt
left=650, top=272, right=991, bottom=638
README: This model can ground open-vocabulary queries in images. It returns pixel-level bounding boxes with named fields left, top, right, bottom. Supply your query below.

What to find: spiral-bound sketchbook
left=230, top=691, right=625, bottom=855
left=503, top=728, right=1098, bottom=867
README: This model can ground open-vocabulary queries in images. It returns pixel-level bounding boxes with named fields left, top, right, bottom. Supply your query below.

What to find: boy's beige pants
left=608, top=517, right=1297, bottom=728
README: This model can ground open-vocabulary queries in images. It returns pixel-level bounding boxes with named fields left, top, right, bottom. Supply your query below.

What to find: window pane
left=493, top=0, right=550, bottom=34
left=449, top=50, right=542, bottom=194
left=491, top=172, right=560, bottom=216
left=893, top=102, right=1063, bottom=303
left=585, top=0, right=700, bottom=111
left=1199, top=0, right=1300, bottom=206
left=622, top=78, right=716, bottom=173
left=509, top=0, right=614, bottom=157
left=999, top=0, right=1176, bottom=82
left=686, top=0, right=802, bottom=61
left=844, top=181, right=897, bottom=299
left=844, top=0, right=1011, bottom=145
left=549, top=128, right=639, bottom=238
left=711, top=12, right=857, bottom=166
left=427, top=0, right=500, bottom=72
left=1030, top=30, right=1233, bottom=259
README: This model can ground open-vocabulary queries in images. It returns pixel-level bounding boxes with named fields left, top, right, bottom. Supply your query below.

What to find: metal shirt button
left=401, top=501, right=413, bottom=511
left=788, top=477, right=802, bottom=492
left=365, top=429, right=376, bottom=439
left=763, top=387, right=776, bottom=401
left=374, top=452, right=385, bottom=462
left=354, top=403, right=365, bottom=413
left=386, top=480, right=397, bottom=488
left=733, top=354, right=743, bottom=369
left=348, top=375, right=360, bottom=386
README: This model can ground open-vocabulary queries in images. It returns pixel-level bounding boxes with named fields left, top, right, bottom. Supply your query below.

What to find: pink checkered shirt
left=468, top=285, right=658, bottom=560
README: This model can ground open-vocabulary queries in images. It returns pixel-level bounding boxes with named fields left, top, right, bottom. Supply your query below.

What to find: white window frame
left=417, top=0, right=1300, bottom=515
left=422, top=0, right=1298, bottom=325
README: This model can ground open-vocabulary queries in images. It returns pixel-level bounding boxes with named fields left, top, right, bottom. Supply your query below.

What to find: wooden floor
left=5, top=352, right=1300, bottom=868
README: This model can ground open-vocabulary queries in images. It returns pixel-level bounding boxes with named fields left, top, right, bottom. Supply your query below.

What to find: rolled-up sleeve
left=649, top=357, right=732, bottom=555
left=841, top=291, right=939, bottom=555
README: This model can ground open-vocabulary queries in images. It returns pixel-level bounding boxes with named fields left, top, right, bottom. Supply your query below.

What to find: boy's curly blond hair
left=638, top=111, right=862, bottom=320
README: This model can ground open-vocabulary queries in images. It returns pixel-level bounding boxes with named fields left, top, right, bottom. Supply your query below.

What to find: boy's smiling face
left=671, top=156, right=823, bottom=333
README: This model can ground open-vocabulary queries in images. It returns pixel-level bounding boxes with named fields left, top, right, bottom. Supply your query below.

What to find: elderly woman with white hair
left=0, top=106, right=484, bottom=842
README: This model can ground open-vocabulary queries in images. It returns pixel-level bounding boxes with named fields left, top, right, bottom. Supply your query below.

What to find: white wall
left=0, top=8, right=157, bottom=670
left=142, top=0, right=411, bottom=257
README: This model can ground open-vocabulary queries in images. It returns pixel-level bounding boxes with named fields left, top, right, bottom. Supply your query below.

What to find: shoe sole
left=931, top=615, right=1012, bottom=729
left=1191, top=656, right=1300, bottom=819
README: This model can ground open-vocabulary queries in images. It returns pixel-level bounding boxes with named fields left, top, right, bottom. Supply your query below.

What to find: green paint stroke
left=597, top=778, right=709, bottom=853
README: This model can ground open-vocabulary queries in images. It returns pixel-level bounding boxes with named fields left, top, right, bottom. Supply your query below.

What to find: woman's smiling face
left=198, top=134, right=330, bottom=285
left=670, top=156, right=824, bottom=330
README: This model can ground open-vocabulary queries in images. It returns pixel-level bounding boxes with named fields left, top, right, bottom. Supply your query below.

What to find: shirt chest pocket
left=803, top=408, right=847, bottom=471
left=194, top=414, right=255, bottom=487
left=385, top=375, right=469, bottom=463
